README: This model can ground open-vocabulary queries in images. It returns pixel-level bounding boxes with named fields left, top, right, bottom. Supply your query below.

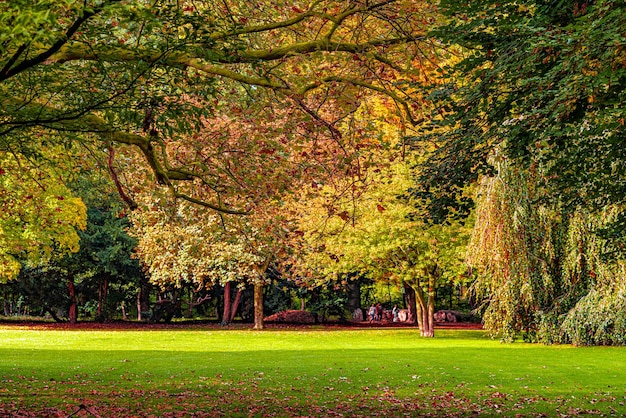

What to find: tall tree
left=407, top=0, right=626, bottom=343
left=2, top=0, right=436, bottom=213
left=412, top=0, right=626, bottom=243
left=468, top=151, right=626, bottom=343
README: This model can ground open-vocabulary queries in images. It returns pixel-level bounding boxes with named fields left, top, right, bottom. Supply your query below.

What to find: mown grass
left=1, top=325, right=625, bottom=417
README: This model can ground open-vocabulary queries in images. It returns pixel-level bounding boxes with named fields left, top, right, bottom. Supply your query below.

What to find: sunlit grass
left=1, top=326, right=625, bottom=416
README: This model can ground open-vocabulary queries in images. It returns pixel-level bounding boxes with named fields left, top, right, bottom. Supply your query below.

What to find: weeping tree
left=408, top=0, right=626, bottom=344
left=469, top=153, right=626, bottom=344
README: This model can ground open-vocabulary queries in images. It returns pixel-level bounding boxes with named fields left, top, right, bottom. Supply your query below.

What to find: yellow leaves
left=0, top=151, right=87, bottom=281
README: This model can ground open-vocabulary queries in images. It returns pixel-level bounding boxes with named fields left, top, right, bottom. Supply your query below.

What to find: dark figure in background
left=376, top=302, right=383, bottom=321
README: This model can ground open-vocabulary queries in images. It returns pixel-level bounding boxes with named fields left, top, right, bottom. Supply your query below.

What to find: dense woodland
left=0, top=0, right=624, bottom=344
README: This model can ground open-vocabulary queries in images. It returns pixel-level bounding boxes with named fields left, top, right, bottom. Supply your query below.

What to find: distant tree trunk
left=137, top=292, right=143, bottom=321
left=253, top=282, right=264, bottom=330
left=222, top=282, right=232, bottom=325
left=403, top=282, right=417, bottom=324
left=68, top=279, right=78, bottom=324
left=346, top=281, right=361, bottom=313
left=253, top=257, right=271, bottom=330
left=45, top=306, right=64, bottom=323
left=137, top=276, right=151, bottom=321
left=97, top=277, right=109, bottom=321
left=427, top=275, right=436, bottom=337
left=230, top=288, right=243, bottom=322
left=414, top=285, right=428, bottom=336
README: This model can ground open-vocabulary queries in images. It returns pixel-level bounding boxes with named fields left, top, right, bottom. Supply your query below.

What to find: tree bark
left=137, top=276, right=151, bottom=321
left=222, top=282, right=232, bottom=325
left=403, top=282, right=417, bottom=324
left=68, top=279, right=78, bottom=324
left=97, top=277, right=109, bottom=321
left=253, top=282, right=264, bottom=330
left=346, top=281, right=361, bottom=313
left=230, top=288, right=243, bottom=322
left=414, top=283, right=434, bottom=337
left=427, top=275, right=436, bottom=337
left=253, top=257, right=272, bottom=330
left=45, top=306, right=64, bottom=323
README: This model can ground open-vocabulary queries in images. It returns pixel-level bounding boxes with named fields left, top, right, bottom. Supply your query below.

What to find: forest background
left=1, top=0, right=625, bottom=345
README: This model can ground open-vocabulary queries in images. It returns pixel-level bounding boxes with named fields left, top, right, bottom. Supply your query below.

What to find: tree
left=2, top=0, right=436, bottom=214
left=293, top=156, right=471, bottom=336
left=406, top=0, right=626, bottom=343
left=129, top=189, right=278, bottom=327
left=0, top=149, right=87, bottom=281
left=60, top=205, right=145, bottom=322
left=468, top=150, right=626, bottom=343
left=411, top=0, right=626, bottom=246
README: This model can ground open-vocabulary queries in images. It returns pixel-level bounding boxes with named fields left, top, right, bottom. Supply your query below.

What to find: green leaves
left=413, top=0, right=626, bottom=246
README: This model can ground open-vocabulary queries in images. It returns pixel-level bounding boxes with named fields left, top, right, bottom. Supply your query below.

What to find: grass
left=1, top=325, right=625, bottom=417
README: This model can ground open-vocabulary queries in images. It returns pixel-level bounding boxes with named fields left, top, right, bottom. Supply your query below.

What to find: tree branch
left=0, top=1, right=116, bottom=81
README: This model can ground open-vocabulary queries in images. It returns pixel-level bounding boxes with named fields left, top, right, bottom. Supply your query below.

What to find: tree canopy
left=2, top=0, right=436, bottom=213
left=411, top=0, right=626, bottom=244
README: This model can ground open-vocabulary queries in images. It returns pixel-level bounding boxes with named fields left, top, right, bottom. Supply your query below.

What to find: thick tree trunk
left=403, top=282, right=417, bottom=324
left=253, top=257, right=271, bottom=330
left=230, top=288, right=243, bottom=322
left=222, top=282, right=232, bottom=325
left=253, top=282, right=264, bottom=330
left=414, top=284, right=434, bottom=337
left=68, top=279, right=78, bottom=324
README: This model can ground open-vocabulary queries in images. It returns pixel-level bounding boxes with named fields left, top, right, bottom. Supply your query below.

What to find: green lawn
left=1, top=325, right=625, bottom=417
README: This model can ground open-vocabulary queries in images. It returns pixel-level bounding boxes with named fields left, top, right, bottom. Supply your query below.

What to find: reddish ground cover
left=0, top=319, right=482, bottom=331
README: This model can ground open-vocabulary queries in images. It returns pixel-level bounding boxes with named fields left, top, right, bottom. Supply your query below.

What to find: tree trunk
left=68, top=279, right=78, bottom=324
left=46, top=306, right=64, bottom=323
left=427, top=275, right=436, bottom=337
left=414, top=284, right=434, bottom=337
left=222, top=282, right=232, bottom=325
left=137, top=291, right=143, bottom=321
left=230, top=288, right=243, bottom=322
left=346, top=281, right=361, bottom=313
left=137, top=276, right=151, bottom=321
left=253, top=282, right=264, bottom=330
left=403, top=282, right=417, bottom=324
left=97, top=277, right=109, bottom=321
left=253, top=257, right=271, bottom=330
